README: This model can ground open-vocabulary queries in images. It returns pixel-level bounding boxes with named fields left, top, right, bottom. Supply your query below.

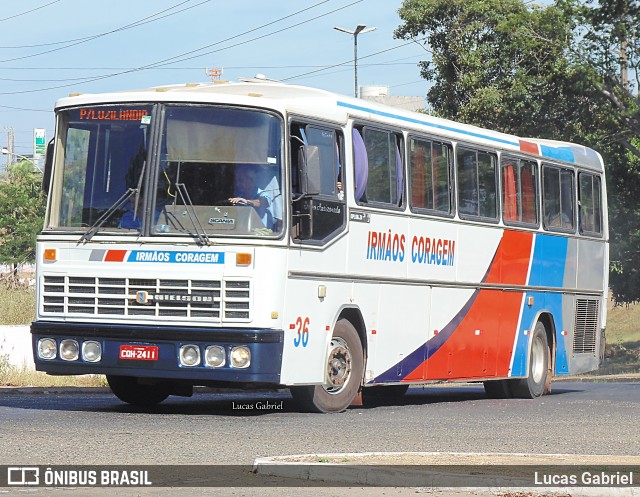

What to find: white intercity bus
left=32, top=78, right=608, bottom=412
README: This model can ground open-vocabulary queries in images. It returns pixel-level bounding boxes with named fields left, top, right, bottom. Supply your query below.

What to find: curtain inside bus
left=503, top=164, right=517, bottom=222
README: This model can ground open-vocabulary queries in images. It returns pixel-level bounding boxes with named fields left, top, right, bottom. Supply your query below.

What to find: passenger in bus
left=119, top=204, right=142, bottom=229
left=119, top=197, right=163, bottom=229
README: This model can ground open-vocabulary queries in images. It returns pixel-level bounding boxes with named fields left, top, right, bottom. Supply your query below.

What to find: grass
left=0, top=284, right=106, bottom=387
left=0, top=284, right=36, bottom=325
left=600, top=299, right=640, bottom=375
left=1, top=285, right=639, bottom=385
left=0, top=361, right=107, bottom=387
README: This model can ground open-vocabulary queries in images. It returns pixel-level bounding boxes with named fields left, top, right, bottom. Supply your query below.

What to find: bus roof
left=56, top=79, right=604, bottom=173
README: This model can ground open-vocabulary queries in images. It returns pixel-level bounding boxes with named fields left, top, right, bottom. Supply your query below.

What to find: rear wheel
left=510, top=321, right=551, bottom=399
left=107, top=375, right=170, bottom=406
left=290, top=319, right=364, bottom=413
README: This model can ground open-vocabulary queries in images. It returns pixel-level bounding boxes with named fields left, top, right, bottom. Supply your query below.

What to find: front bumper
left=31, top=321, right=284, bottom=384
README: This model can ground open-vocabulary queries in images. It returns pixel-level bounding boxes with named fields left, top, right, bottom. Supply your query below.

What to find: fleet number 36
left=293, top=317, right=310, bottom=348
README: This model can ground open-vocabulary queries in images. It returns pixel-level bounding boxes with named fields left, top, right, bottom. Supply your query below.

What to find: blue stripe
left=540, top=145, right=575, bottom=163
left=127, top=250, right=225, bottom=264
left=337, top=100, right=520, bottom=148
left=528, top=235, right=568, bottom=288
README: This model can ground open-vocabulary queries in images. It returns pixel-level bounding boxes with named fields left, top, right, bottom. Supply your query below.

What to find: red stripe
left=519, top=139, right=539, bottom=155
left=104, top=250, right=127, bottom=262
left=404, top=230, right=533, bottom=381
left=484, top=230, right=533, bottom=285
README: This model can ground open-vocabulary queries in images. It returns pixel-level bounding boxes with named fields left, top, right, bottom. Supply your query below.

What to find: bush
left=0, top=161, right=45, bottom=283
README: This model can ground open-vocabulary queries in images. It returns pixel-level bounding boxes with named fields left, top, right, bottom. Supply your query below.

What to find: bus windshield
left=51, top=104, right=153, bottom=231
left=49, top=104, right=283, bottom=238
left=154, top=105, right=283, bottom=237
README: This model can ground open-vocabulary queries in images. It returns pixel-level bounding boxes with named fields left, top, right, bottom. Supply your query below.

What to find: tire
left=107, top=375, right=170, bottom=406
left=510, top=321, right=551, bottom=399
left=483, top=379, right=512, bottom=399
left=290, top=319, right=364, bottom=413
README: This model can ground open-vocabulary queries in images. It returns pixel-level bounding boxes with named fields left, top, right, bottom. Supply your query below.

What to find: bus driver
left=229, top=164, right=281, bottom=231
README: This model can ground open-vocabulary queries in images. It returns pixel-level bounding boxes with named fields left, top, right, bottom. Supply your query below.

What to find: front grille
left=41, top=276, right=251, bottom=322
left=573, top=299, right=599, bottom=354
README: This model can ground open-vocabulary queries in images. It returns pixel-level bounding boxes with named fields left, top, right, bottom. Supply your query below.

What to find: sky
left=0, top=0, right=429, bottom=159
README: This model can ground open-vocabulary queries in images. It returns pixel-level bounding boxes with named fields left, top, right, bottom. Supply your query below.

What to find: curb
left=0, top=386, right=112, bottom=395
left=556, top=375, right=640, bottom=382
left=252, top=452, right=640, bottom=496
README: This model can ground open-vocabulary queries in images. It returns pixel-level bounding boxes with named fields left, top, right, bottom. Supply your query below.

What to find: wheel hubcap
left=324, top=337, right=352, bottom=394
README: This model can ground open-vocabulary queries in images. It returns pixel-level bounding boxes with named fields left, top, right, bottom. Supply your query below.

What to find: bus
left=32, top=78, right=608, bottom=412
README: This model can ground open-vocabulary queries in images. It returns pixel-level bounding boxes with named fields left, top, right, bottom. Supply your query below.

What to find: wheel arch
left=536, top=311, right=556, bottom=373
left=533, top=311, right=555, bottom=394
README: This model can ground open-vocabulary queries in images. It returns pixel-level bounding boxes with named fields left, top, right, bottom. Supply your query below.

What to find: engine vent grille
left=573, top=299, right=599, bottom=354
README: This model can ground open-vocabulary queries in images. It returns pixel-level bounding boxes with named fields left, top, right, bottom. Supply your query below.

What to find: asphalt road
left=0, top=380, right=638, bottom=496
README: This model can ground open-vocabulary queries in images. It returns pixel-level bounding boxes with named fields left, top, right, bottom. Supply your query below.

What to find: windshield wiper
left=78, top=188, right=137, bottom=244
left=174, top=182, right=211, bottom=246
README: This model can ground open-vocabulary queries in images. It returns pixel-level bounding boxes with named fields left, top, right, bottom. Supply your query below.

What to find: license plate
left=119, top=344, right=159, bottom=361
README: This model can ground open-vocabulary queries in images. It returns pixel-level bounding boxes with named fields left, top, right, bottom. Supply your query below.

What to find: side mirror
left=42, top=139, right=54, bottom=194
left=299, top=145, right=321, bottom=195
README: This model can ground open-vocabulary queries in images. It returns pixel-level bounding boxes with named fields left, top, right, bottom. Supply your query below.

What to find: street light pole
left=334, top=24, right=376, bottom=98
left=0, top=148, right=39, bottom=172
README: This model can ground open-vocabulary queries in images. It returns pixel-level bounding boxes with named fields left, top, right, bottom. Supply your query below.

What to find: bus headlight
left=179, top=345, right=201, bottom=367
left=82, top=341, right=102, bottom=363
left=230, top=346, right=251, bottom=368
left=205, top=345, right=226, bottom=368
left=60, top=339, right=79, bottom=361
left=37, top=338, right=57, bottom=360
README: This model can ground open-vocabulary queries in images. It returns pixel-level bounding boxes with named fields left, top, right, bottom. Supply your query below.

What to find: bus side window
left=543, top=165, right=575, bottom=232
left=457, top=147, right=498, bottom=221
left=578, top=172, right=602, bottom=235
left=409, top=137, right=452, bottom=216
left=501, top=156, right=538, bottom=226
left=356, top=125, right=404, bottom=208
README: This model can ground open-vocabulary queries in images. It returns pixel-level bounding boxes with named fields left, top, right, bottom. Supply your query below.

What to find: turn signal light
left=236, top=253, right=252, bottom=266
left=43, top=248, right=57, bottom=262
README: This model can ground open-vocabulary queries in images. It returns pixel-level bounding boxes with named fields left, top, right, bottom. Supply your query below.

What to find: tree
left=570, top=0, right=640, bottom=303
left=0, top=161, right=46, bottom=283
left=395, top=0, right=640, bottom=303
left=573, top=0, right=640, bottom=159
left=395, top=0, right=607, bottom=139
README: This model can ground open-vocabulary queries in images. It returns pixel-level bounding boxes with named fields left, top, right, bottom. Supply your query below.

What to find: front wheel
left=510, top=321, right=551, bottom=399
left=107, top=375, right=170, bottom=406
left=290, top=319, right=364, bottom=413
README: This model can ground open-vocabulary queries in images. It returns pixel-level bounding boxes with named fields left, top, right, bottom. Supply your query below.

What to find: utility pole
left=4, top=127, right=15, bottom=171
